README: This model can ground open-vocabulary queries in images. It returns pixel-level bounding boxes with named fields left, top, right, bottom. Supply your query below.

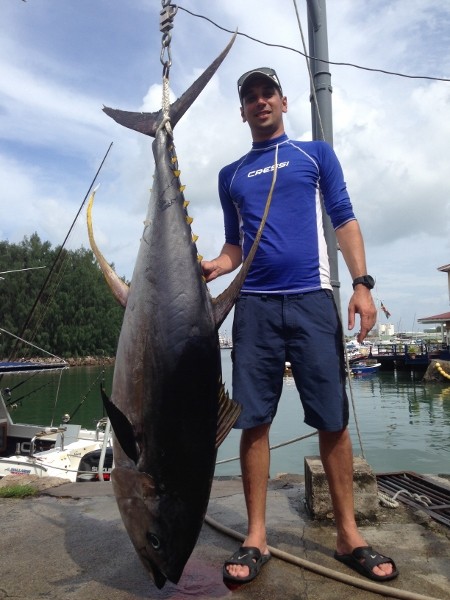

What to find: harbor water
left=217, top=351, right=450, bottom=477
left=2, top=350, right=450, bottom=476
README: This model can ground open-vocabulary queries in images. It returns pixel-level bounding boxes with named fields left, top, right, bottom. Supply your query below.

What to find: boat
left=0, top=258, right=114, bottom=482
left=0, top=418, right=113, bottom=482
left=219, top=331, right=233, bottom=349
left=350, top=359, right=381, bottom=376
left=0, top=360, right=68, bottom=374
left=0, top=361, right=113, bottom=482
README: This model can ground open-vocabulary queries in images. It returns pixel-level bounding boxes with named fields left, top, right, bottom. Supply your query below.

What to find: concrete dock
left=0, top=474, right=449, bottom=600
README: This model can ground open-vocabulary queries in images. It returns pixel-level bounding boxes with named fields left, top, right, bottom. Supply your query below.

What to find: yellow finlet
left=186, top=216, right=193, bottom=225
left=192, top=234, right=199, bottom=242
left=183, top=200, right=190, bottom=208
left=174, top=170, right=181, bottom=177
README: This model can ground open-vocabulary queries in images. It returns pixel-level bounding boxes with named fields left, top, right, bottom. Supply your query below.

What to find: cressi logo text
left=248, top=161, right=289, bottom=177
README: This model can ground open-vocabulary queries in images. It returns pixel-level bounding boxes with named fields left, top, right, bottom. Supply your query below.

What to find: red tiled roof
left=418, top=312, right=450, bottom=323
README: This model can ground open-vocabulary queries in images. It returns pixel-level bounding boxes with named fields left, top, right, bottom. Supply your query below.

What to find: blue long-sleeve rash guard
left=218, top=133, right=355, bottom=294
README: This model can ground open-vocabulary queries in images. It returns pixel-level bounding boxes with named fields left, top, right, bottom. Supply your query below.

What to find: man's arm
left=201, top=243, right=242, bottom=283
left=335, top=220, right=377, bottom=342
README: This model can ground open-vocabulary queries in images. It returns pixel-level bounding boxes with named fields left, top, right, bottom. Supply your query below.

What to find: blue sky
left=1, top=0, right=450, bottom=336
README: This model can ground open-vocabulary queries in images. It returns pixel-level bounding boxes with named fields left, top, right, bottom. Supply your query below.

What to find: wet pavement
left=0, top=473, right=449, bottom=600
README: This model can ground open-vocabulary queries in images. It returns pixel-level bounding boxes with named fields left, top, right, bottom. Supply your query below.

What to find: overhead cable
left=178, top=5, right=450, bottom=83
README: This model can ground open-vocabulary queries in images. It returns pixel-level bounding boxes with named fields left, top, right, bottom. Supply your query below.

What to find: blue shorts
left=231, top=289, right=348, bottom=431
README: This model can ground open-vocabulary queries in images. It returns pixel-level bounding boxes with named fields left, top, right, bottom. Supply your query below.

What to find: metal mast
left=306, top=0, right=341, bottom=313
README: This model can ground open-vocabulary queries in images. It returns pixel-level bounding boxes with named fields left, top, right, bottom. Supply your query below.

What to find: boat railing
left=97, top=418, right=112, bottom=481
left=21, top=419, right=112, bottom=479
left=28, top=426, right=67, bottom=457
left=367, top=342, right=429, bottom=357
left=95, top=417, right=109, bottom=441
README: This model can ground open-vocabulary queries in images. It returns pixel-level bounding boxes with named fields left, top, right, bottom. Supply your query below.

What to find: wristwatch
left=352, top=275, right=375, bottom=290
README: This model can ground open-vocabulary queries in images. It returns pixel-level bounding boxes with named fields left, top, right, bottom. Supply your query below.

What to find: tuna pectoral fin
left=216, top=382, right=241, bottom=449
left=212, top=146, right=279, bottom=328
left=100, top=385, right=138, bottom=464
left=87, top=190, right=129, bottom=308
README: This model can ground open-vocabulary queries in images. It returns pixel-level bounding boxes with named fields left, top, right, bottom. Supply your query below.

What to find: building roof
left=437, top=264, right=450, bottom=272
left=417, top=311, right=450, bottom=324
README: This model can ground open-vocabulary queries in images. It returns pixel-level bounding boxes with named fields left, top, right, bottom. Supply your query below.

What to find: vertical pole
left=306, top=0, right=341, bottom=314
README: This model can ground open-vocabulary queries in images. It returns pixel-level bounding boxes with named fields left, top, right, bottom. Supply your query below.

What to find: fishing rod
left=5, top=379, right=53, bottom=408
left=0, top=266, right=47, bottom=280
left=2, top=368, right=44, bottom=393
left=7, top=142, right=113, bottom=362
left=65, top=367, right=107, bottom=423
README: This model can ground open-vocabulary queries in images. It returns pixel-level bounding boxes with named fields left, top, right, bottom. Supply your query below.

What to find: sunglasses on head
left=237, top=68, right=282, bottom=99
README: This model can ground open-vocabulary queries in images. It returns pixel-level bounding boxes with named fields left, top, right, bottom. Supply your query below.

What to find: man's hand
left=201, top=243, right=242, bottom=283
left=348, top=286, right=377, bottom=342
left=201, top=259, right=221, bottom=283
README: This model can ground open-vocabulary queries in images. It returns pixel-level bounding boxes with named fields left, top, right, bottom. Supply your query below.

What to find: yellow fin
left=197, top=254, right=203, bottom=262
left=183, top=200, right=189, bottom=208
left=173, top=170, right=181, bottom=177
left=186, top=216, right=193, bottom=225
left=192, top=234, right=199, bottom=242
left=86, top=191, right=130, bottom=308
left=180, top=185, right=186, bottom=192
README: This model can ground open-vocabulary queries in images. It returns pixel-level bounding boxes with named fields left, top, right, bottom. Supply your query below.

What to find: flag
left=380, top=301, right=391, bottom=319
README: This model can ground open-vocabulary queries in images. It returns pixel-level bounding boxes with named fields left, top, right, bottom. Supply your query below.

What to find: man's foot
left=334, top=546, right=399, bottom=581
left=223, top=546, right=271, bottom=584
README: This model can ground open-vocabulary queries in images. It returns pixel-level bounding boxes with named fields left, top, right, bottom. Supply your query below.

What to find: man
left=202, top=68, right=398, bottom=585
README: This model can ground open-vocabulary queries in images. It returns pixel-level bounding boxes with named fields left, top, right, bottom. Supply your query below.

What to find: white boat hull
left=0, top=437, right=112, bottom=482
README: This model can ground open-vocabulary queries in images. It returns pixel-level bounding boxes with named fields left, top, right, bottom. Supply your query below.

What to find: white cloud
left=1, top=0, right=450, bottom=334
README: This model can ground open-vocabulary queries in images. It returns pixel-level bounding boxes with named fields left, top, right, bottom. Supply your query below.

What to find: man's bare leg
left=319, top=428, right=394, bottom=578
left=225, top=423, right=271, bottom=579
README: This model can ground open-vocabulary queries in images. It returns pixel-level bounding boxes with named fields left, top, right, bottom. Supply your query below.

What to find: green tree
left=0, top=235, right=125, bottom=359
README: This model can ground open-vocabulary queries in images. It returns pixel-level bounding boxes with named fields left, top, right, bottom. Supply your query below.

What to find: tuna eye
left=147, top=532, right=161, bottom=550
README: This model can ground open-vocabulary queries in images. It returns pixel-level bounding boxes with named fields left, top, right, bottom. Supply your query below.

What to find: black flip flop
left=334, top=545, right=399, bottom=581
left=223, top=545, right=272, bottom=584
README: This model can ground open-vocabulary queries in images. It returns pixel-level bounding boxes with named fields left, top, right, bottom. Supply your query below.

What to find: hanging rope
left=159, top=0, right=177, bottom=138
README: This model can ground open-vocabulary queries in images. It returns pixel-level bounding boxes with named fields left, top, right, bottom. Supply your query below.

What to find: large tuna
left=87, top=34, right=275, bottom=589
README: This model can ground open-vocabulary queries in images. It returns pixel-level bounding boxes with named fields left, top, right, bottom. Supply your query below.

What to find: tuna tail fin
left=101, top=384, right=139, bottom=464
left=215, top=381, right=241, bottom=449
left=87, top=189, right=129, bottom=308
left=103, top=32, right=237, bottom=137
left=212, top=146, right=279, bottom=329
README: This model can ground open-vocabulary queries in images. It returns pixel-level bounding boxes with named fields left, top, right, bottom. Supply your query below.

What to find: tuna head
left=112, top=466, right=200, bottom=589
